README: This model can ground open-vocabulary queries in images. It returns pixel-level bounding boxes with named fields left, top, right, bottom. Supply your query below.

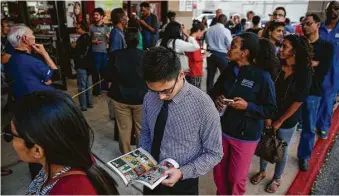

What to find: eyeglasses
left=273, top=13, right=284, bottom=17
left=148, top=73, right=179, bottom=95
left=301, top=21, right=314, bottom=27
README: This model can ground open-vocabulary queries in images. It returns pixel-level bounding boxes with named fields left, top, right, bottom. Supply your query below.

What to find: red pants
left=214, top=135, right=258, bottom=195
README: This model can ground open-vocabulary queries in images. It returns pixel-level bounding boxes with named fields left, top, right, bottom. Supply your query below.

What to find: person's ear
left=32, top=144, right=45, bottom=160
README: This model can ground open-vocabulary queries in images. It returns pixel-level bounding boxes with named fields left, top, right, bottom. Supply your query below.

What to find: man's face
left=273, top=9, right=286, bottom=22
left=23, top=29, right=36, bottom=46
left=247, top=13, right=254, bottom=20
left=93, top=12, right=103, bottom=22
left=141, top=7, right=150, bottom=17
left=1, top=22, right=9, bottom=36
left=301, top=16, right=320, bottom=36
left=326, top=1, right=339, bottom=20
left=216, top=9, right=222, bottom=17
left=146, top=72, right=184, bottom=101
left=122, top=11, right=129, bottom=29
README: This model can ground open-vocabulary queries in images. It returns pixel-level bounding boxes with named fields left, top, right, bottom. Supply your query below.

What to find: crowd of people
left=1, top=0, right=339, bottom=195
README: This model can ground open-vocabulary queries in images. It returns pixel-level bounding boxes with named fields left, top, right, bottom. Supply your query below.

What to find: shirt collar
left=172, top=79, right=189, bottom=104
left=320, top=20, right=339, bottom=31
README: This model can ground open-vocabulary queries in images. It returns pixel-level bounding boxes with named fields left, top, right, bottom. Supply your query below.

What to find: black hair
left=305, top=13, right=321, bottom=23
left=218, top=14, right=227, bottom=24
left=262, top=21, right=285, bottom=39
left=140, top=2, right=150, bottom=9
left=247, top=11, right=255, bottom=15
left=77, top=21, right=88, bottom=31
left=238, top=32, right=260, bottom=64
left=283, top=34, right=313, bottom=73
left=93, top=7, right=105, bottom=16
left=190, top=20, right=205, bottom=35
left=128, top=18, right=141, bottom=30
left=241, top=18, right=247, bottom=26
left=160, top=21, right=182, bottom=48
left=285, top=18, right=291, bottom=24
left=167, top=11, right=176, bottom=19
left=252, top=15, right=261, bottom=25
left=299, top=16, right=305, bottom=22
left=256, top=38, right=280, bottom=78
left=125, top=28, right=139, bottom=48
left=143, top=47, right=181, bottom=82
left=275, top=6, right=287, bottom=17
left=12, top=90, right=119, bottom=195
left=110, top=8, right=125, bottom=25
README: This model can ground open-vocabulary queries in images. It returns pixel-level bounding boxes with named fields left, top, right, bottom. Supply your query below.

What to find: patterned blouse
left=26, top=166, right=71, bottom=195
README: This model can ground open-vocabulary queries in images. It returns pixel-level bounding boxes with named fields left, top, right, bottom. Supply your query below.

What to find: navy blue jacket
left=211, top=63, right=277, bottom=141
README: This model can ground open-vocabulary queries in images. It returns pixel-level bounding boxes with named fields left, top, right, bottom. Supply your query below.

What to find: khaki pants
left=113, top=100, right=142, bottom=154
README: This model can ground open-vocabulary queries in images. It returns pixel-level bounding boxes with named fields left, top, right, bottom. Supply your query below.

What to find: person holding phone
left=210, top=33, right=277, bottom=195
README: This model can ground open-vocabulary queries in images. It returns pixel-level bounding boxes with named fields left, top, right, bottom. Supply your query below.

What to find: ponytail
left=85, top=164, right=119, bottom=195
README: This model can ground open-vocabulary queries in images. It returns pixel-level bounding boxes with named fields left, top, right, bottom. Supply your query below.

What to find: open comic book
left=106, top=148, right=179, bottom=190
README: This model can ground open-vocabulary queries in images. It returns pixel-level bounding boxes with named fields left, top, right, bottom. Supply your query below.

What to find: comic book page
left=133, top=158, right=179, bottom=190
left=106, top=148, right=158, bottom=185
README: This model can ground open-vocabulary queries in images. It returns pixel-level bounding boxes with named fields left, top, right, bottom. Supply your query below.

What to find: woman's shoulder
left=49, top=172, right=97, bottom=195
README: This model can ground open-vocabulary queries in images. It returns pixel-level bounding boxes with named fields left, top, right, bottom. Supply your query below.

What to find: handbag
left=255, top=128, right=287, bottom=164
left=171, top=39, right=190, bottom=73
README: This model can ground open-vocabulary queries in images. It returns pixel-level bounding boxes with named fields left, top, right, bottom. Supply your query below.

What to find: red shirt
left=49, top=169, right=97, bottom=195
left=295, top=24, right=304, bottom=36
left=185, top=41, right=203, bottom=77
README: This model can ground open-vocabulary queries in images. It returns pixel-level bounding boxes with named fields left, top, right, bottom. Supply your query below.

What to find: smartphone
left=223, top=98, right=234, bottom=103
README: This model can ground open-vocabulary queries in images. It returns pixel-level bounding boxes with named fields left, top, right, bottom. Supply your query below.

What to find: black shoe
left=81, top=108, right=87, bottom=111
left=87, top=105, right=93, bottom=108
left=299, top=159, right=309, bottom=172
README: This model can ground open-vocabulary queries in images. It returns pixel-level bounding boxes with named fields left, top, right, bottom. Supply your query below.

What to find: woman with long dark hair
left=250, top=34, right=313, bottom=193
left=4, top=90, right=119, bottom=195
left=256, top=38, right=281, bottom=78
left=211, top=32, right=277, bottom=195
left=156, top=21, right=200, bottom=54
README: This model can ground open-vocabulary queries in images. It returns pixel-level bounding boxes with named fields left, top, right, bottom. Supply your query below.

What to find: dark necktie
left=151, top=100, right=171, bottom=162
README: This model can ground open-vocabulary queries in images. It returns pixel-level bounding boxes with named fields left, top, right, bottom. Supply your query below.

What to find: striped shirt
left=139, top=80, right=223, bottom=179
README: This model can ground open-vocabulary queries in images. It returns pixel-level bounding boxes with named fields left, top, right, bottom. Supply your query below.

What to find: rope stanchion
left=71, top=79, right=104, bottom=99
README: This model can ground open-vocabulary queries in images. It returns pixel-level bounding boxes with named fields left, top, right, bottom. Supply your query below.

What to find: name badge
left=241, top=79, right=254, bottom=88
left=335, top=33, right=339, bottom=38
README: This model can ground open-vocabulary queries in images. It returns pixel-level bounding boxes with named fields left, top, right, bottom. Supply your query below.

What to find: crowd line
left=1, top=1, right=339, bottom=195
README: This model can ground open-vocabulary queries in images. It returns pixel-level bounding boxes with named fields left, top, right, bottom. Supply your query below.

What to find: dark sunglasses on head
left=2, top=125, right=20, bottom=143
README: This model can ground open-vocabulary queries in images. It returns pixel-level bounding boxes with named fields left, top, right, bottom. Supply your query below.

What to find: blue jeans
left=316, top=91, right=337, bottom=133
left=92, top=52, right=108, bottom=95
left=297, top=95, right=321, bottom=160
left=260, top=126, right=297, bottom=179
left=77, top=69, right=93, bottom=109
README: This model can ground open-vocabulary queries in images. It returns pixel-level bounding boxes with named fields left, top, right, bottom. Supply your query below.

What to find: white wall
left=195, top=0, right=309, bottom=22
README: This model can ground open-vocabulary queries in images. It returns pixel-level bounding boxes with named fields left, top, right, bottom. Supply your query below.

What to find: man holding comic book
left=139, top=47, right=223, bottom=195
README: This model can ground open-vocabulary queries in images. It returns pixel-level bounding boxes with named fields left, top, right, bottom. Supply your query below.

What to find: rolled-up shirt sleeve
left=33, top=60, right=54, bottom=82
left=180, top=104, right=223, bottom=179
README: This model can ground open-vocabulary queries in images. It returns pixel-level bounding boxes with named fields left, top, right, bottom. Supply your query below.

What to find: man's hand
left=139, top=19, right=147, bottom=26
left=161, top=168, right=182, bottom=187
left=32, top=44, right=47, bottom=56
left=229, top=97, right=248, bottom=110
left=92, top=39, right=103, bottom=45
left=44, top=80, right=52, bottom=85
left=311, top=60, right=319, bottom=67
